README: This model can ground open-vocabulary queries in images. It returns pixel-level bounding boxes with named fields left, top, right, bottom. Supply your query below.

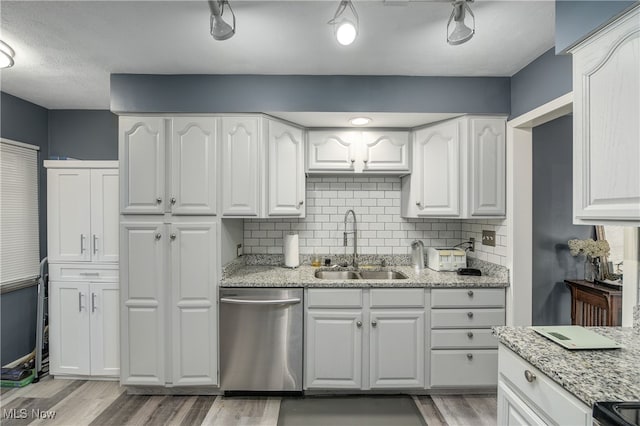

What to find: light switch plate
left=482, top=230, right=496, bottom=247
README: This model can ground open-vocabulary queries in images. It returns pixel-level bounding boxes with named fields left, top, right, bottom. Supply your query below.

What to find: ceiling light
left=0, top=40, right=15, bottom=68
left=350, top=117, right=371, bottom=126
left=328, top=0, right=359, bottom=46
left=209, top=0, right=236, bottom=41
left=447, top=0, right=475, bottom=46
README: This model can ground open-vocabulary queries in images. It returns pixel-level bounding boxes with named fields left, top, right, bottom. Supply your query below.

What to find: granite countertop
left=494, top=326, right=640, bottom=407
left=220, top=264, right=509, bottom=288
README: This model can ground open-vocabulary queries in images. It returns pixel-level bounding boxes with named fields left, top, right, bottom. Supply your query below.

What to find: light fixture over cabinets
left=0, top=40, right=15, bottom=68
left=447, top=0, right=475, bottom=45
left=349, top=117, right=371, bottom=126
left=209, top=0, right=236, bottom=41
left=328, top=0, right=359, bottom=46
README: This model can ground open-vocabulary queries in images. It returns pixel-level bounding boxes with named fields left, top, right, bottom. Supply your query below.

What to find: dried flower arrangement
left=567, top=239, right=611, bottom=258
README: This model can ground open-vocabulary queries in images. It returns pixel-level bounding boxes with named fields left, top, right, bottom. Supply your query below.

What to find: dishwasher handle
left=220, top=297, right=301, bottom=306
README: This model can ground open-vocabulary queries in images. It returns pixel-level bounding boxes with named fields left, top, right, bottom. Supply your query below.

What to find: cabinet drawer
left=431, top=349, right=498, bottom=387
left=431, top=329, right=498, bottom=349
left=498, top=345, right=591, bottom=425
left=431, top=308, right=504, bottom=328
left=431, top=288, right=505, bottom=308
left=49, top=264, right=119, bottom=282
left=307, top=289, right=362, bottom=308
left=370, top=289, right=425, bottom=308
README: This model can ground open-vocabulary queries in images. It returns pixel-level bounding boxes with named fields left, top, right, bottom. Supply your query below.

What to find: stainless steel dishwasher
left=219, top=288, right=303, bottom=394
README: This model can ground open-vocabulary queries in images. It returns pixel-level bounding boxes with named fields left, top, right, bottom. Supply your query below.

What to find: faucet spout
left=343, top=209, right=358, bottom=268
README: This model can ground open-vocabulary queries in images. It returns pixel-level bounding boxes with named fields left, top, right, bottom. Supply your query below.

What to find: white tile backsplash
left=461, top=219, right=508, bottom=266
left=244, top=176, right=508, bottom=266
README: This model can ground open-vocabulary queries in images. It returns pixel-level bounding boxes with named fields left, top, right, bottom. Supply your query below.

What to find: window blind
left=0, top=139, right=40, bottom=286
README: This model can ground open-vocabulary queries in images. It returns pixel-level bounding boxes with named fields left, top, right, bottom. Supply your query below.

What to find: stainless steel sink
left=314, top=270, right=361, bottom=280
left=358, top=271, right=408, bottom=280
left=314, top=270, right=408, bottom=280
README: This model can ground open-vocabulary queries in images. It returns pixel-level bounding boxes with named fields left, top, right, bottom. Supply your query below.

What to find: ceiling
left=0, top=1, right=555, bottom=110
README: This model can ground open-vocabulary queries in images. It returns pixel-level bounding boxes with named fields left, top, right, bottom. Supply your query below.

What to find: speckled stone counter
left=220, top=264, right=509, bottom=288
left=494, top=326, right=640, bottom=407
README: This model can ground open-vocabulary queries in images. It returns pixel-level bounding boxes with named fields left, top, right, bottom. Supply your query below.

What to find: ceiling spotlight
left=328, top=0, right=359, bottom=46
left=0, top=40, right=15, bottom=68
left=209, top=0, right=236, bottom=41
left=447, top=0, right=475, bottom=46
left=350, top=117, right=371, bottom=126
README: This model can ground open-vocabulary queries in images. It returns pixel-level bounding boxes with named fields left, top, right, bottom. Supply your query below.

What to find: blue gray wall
left=532, top=115, right=592, bottom=326
left=510, top=48, right=573, bottom=119
left=110, top=75, right=511, bottom=114
left=556, top=1, right=638, bottom=53
left=0, top=92, right=48, bottom=365
left=49, top=110, right=118, bottom=160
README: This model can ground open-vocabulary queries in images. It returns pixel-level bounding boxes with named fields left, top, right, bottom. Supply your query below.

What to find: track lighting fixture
left=209, top=0, right=236, bottom=41
left=0, top=40, right=15, bottom=68
left=447, top=0, right=475, bottom=46
left=328, top=0, right=359, bottom=46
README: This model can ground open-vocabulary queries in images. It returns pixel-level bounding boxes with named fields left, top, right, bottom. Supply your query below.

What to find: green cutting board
left=530, top=326, right=623, bottom=350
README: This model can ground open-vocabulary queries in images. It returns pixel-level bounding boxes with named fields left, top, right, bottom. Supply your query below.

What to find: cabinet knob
left=356, top=321, right=362, bottom=328
left=170, top=233, right=176, bottom=240
left=371, top=320, right=377, bottom=327
left=415, top=201, right=421, bottom=206
left=467, top=290, right=474, bottom=297
left=155, top=233, right=162, bottom=240
left=170, top=197, right=176, bottom=205
left=363, top=159, right=368, bottom=164
left=467, top=311, right=474, bottom=318
left=524, top=370, right=536, bottom=383
left=467, top=332, right=474, bottom=338
left=466, top=353, right=473, bottom=360
left=298, top=200, right=304, bottom=207
left=156, top=197, right=162, bottom=204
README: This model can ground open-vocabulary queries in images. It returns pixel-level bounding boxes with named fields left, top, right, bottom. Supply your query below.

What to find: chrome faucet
left=343, top=209, right=358, bottom=268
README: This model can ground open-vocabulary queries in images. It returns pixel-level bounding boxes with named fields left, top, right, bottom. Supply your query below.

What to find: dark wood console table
left=565, top=279, right=622, bottom=326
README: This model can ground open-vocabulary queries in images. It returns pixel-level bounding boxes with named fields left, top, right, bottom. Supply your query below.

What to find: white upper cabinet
left=571, top=7, right=640, bottom=224
left=119, top=117, right=166, bottom=214
left=361, top=131, right=410, bottom=172
left=170, top=118, right=218, bottom=215
left=46, top=162, right=119, bottom=263
left=307, top=130, right=409, bottom=173
left=221, top=117, right=261, bottom=216
left=401, top=116, right=506, bottom=219
left=267, top=120, right=305, bottom=217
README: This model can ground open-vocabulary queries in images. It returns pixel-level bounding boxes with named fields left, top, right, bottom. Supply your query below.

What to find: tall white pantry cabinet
left=46, top=160, right=120, bottom=378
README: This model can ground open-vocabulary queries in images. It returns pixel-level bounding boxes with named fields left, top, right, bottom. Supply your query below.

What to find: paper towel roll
left=284, top=233, right=300, bottom=268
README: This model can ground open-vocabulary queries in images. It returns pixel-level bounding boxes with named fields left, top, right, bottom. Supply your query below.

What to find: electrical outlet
left=482, top=230, right=496, bottom=247
left=469, top=237, right=475, bottom=252
left=236, top=243, right=243, bottom=257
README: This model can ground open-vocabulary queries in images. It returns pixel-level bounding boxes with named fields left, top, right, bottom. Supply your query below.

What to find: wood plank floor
left=0, top=377, right=496, bottom=425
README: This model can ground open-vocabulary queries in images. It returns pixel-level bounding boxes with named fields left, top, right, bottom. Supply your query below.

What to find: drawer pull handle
left=91, top=293, right=96, bottom=313
left=78, top=292, right=84, bottom=312
left=80, top=272, right=100, bottom=276
left=93, top=235, right=99, bottom=255
left=356, top=321, right=362, bottom=328
left=371, top=320, right=377, bottom=327
left=524, top=370, right=536, bottom=383
left=466, top=353, right=473, bottom=360
left=467, top=311, right=474, bottom=318
left=467, top=290, right=474, bottom=297
left=467, top=332, right=474, bottom=338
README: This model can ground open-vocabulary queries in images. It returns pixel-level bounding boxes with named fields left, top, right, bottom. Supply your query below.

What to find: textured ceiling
left=0, top=1, right=555, bottom=109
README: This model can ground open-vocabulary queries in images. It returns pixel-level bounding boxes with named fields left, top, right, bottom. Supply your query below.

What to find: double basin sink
left=314, top=270, right=408, bottom=280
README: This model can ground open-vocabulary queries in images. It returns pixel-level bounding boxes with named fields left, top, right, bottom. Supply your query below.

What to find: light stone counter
left=494, top=326, right=640, bottom=407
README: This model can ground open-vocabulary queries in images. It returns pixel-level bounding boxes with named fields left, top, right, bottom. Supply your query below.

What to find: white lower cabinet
left=50, top=281, right=119, bottom=377
left=497, top=345, right=592, bottom=425
left=305, top=288, right=425, bottom=390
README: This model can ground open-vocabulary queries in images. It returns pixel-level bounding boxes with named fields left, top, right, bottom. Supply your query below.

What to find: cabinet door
left=469, top=118, right=506, bottom=216
left=307, top=130, right=359, bottom=172
left=89, top=283, right=120, bottom=376
left=306, top=310, right=363, bottom=389
left=267, top=120, right=305, bottom=216
left=171, top=118, right=218, bottom=215
left=221, top=117, right=261, bottom=216
left=413, top=122, right=460, bottom=217
left=170, top=222, right=218, bottom=386
left=573, top=11, right=640, bottom=222
left=119, top=117, right=166, bottom=214
left=497, top=382, right=546, bottom=426
left=369, top=310, right=424, bottom=388
left=47, top=169, right=92, bottom=263
left=120, top=222, right=165, bottom=385
left=362, top=131, right=410, bottom=172
left=90, top=169, right=119, bottom=263
left=49, top=281, right=91, bottom=375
